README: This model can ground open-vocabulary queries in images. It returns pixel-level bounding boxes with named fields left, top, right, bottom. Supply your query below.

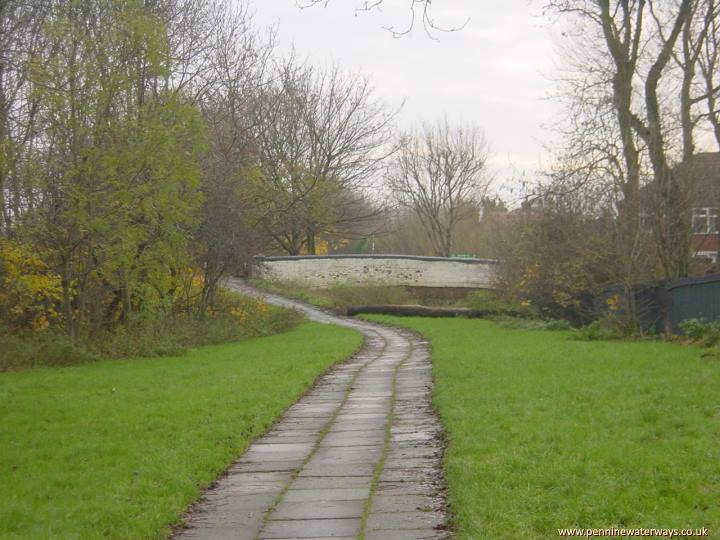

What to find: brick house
left=677, top=153, right=720, bottom=262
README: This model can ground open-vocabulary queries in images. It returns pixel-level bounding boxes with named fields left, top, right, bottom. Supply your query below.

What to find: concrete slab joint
left=175, top=279, right=449, bottom=540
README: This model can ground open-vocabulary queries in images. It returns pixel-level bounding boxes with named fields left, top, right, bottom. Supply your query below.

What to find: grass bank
left=364, top=316, right=720, bottom=539
left=1, top=291, right=301, bottom=372
left=0, top=321, right=362, bottom=539
left=251, top=279, right=523, bottom=313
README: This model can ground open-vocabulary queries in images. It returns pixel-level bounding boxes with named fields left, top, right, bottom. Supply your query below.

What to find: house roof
left=674, top=152, right=720, bottom=206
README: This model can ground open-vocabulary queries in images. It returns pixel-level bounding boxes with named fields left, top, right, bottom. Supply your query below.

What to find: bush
left=468, top=290, right=535, bottom=316
left=678, top=318, right=720, bottom=347
left=90, top=291, right=302, bottom=360
left=544, top=319, right=574, bottom=331
left=574, top=317, right=625, bottom=341
left=0, top=240, right=63, bottom=330
left=0, top=290, right=302, bottom=371
left=0, top=327, right=97, bottom=371
left=492, top=315, right=572, bottom=331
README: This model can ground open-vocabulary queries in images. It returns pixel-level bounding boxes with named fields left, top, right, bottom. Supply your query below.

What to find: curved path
left=176, top=279, right=448, bottom=540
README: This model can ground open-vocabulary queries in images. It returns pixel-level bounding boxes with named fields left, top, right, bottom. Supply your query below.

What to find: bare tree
left=249, top=62, right=397, bottom=254
left=194, top=3, right=276, bottom=315
left=544, top=0, right=720, bottom=280
left=297, top=0, right=467, bottom=38
left=0, top=1, right=46, bottom=235
left=698, top=0, right=720, bottom=148
left=386, top=119, right=490, bottom=257
left=674, top=0, right=718, bottom=159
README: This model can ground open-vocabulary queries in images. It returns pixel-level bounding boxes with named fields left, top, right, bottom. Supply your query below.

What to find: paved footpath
left=175, top=279, right=448, bottom=540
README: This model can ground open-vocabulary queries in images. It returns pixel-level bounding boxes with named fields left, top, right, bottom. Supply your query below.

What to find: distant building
left=676, top=153, right=720, bottom=262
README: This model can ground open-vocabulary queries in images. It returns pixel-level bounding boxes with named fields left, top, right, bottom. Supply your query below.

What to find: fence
left=595, top=274, right=720, bottom=333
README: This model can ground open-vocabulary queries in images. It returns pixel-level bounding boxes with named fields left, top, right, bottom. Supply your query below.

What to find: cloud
left=247, top=0, right=560, bottom=183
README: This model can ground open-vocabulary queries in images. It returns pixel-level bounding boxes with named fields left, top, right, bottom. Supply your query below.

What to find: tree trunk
left=306, top=226, right=316, bottom=255
left=680, top=13, right=697, bottom=161
left=121, top=270, right=131, bottom=327
left=61, top=259, right=76, bottom=340
left=442, top=226, right=452, bottom=257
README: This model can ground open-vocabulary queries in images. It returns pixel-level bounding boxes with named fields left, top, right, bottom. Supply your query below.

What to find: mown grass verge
left=0, top=321, right=362, bottom=539
left=363, top=315, right=720, bottom=539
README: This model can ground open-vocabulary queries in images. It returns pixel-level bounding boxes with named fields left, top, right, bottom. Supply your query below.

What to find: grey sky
left=249, top=1, right=561, bottom=194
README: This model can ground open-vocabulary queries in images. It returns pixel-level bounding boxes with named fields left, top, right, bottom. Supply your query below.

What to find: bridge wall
left=254, top=255, right=497, bottom=289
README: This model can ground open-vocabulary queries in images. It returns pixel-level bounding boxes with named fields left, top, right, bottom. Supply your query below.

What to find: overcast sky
left=249, top=0, right=562, bottom=197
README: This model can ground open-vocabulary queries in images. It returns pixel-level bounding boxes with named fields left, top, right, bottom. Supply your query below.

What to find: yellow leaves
left=518, top=264, right=540, bottom=290
left=0, top=240, right=63, bottom=330
left=301, top=239, right=331, bottom=255
left=171, top=269, right=271, bottom=328
left=316, top=240, right=330, bottom=255
left=229, top=306, right=248, bottom=323
left=606, top=294, right=621, bottom=312
left=172, top=267, right=204, bottom=314
left=552, top=290, right=579, bottom=309
left=228, top=297, right=270, bottom=324
left=32, top=316, right=50, bottom=330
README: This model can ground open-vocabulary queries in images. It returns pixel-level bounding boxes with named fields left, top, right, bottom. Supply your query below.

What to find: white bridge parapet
left=254, top=254, right=497, bottom=289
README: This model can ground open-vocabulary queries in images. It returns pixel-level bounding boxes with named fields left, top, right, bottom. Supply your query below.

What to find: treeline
left=0, top=0, right=413, bottom=338
left=493, top=0, right=720, bottom=328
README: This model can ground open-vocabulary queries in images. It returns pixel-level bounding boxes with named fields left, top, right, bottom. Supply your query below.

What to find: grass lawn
left=365, top=316, right=720, bottom=539
left=0, top=321, right=362, bottom=540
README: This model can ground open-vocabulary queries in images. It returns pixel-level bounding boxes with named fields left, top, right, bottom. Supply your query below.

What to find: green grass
left=0, top=322, right=362, bottom=540
left=364, top=316, right=720, bottom=539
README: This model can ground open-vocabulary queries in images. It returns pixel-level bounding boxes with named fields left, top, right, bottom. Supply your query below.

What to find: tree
left=194, top=4, right=275, bottom=314
left=386, top=118, right=490, bottom=257
left=697, top=0, right=720, bottom=148
left=12, top=0, right=204, bottom=336
left=250, top=62, right=396, bottom=255
left=545, top=0, right=720, bottom=281
left=298, top=0, right=466, bottom=38
left=491, top=190, right=623, bottom=324
left=0, top=1, right=46, bottom=235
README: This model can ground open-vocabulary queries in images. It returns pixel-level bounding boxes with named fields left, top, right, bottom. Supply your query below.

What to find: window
left=692, top=207, right=719, bottom=234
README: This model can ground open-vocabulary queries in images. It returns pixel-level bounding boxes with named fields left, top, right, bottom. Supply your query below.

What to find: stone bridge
left=254, top=254, right=497, bottom=289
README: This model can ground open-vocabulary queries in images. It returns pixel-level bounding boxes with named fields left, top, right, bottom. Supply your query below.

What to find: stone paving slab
left=370, top=494, right=441, bottom=514
left=290, top=476, right=372, bottom=490
left=263, top=537, right=356, bottom=540
left=283, top=487, right=370, bottom=502
left=375, top=482, right=436, bottom=497
left=261, top=538, right=355, bottom=540
left=299, top=463, right=376, bottom=477
left=365, top=530, right=441, bottom=540
left=384, top=458, right=439, bottom=470
left=232, top=460, right=305, bottom=473
left=320, top=431, right=385, bottom=447
left=179, top=526, right=258, bottom=540
left=328, top=420, right=387, bottom=431
left=259, top=518, right=359, bottom=539
left=272, top=500, right=364, bottom=520
left=365, top=510, right=445, bottom=531
left=175, top=280, right=449, bottom=540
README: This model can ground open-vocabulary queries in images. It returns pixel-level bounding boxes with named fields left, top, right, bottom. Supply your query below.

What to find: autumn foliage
left=0, top=240, right=63, bottom=331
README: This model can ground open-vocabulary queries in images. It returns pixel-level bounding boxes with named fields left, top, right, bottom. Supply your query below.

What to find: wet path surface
left=175, top=279, right=448, bottom=540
